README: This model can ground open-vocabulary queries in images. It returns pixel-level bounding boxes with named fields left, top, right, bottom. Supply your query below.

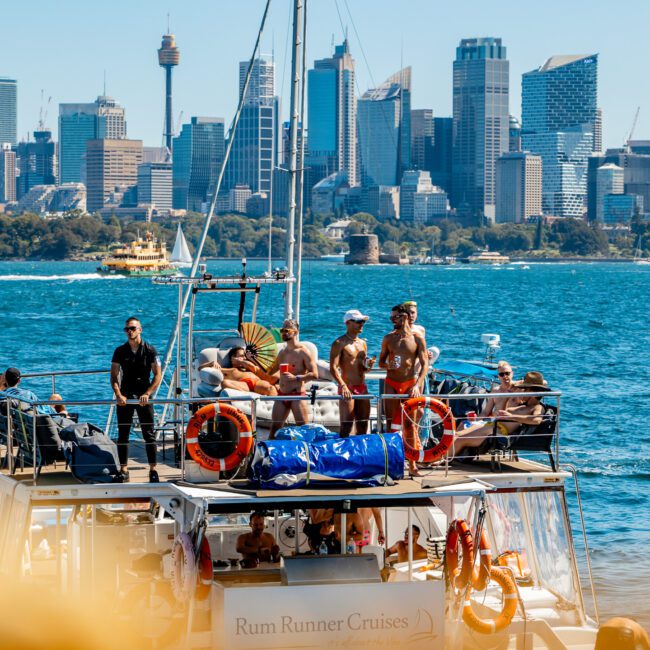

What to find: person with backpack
left=110, top=317, right=162, bottom=482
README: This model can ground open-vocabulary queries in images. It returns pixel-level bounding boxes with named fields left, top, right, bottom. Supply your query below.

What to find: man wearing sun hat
left=329, top=309, right=374, bottom=436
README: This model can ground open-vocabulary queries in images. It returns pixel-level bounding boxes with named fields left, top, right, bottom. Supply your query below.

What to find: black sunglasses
left=124, top=326, right=138, bottom=332
left=498, top=371, right=512, bottom=377
left=351, top=319, right=366, bottom=324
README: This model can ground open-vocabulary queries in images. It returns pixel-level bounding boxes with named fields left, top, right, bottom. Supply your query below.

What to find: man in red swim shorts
left=329, top=309, right=375, bottom=436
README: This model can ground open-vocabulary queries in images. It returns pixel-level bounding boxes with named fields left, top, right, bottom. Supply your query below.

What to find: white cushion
left=199, top=367, right=224, bottom=386
left=198, top=347, right=220, bottom=367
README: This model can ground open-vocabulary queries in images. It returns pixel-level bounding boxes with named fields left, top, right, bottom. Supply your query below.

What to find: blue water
left=1, top=259, right=649, bottom=625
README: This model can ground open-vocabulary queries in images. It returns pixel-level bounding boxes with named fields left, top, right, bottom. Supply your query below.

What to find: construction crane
left=624, top=106, right=641, bottom=153
left=38, top=90, right=52, bottom=130
left=175, top=110, right=184, bottom=137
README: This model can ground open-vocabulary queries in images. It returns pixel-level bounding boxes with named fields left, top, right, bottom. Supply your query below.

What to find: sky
left=2, top=0, right=650, bottom=149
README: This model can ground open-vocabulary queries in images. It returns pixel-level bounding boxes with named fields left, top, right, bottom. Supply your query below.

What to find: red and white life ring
left=195, top=535, right=213, bottom=601
left=402, top=397, right=455, bottom=463
left=446, top=518, right=475, bottom=591
left=186, top=402, right=254, bottom=472
left=170, top=532, right=196, bottom=602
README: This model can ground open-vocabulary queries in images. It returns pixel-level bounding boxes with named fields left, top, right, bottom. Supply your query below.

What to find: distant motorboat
left=464, top=249, right=510, bottom=265
left=171, top=223, right=193, bottom=268
left=320, top=253, right=346, bottom=261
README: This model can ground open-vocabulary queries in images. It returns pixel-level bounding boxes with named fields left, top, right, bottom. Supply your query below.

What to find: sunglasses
left=124, top=326, right=138, bottom=332
left=351, top=319, right=366, bottom=324
left=280, top=328, right=296, bottom=333
left=498, top=371, right=512, bottom=377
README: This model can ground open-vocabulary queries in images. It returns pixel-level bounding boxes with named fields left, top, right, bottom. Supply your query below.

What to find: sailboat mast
left=284, top=0, right=304, bottom=319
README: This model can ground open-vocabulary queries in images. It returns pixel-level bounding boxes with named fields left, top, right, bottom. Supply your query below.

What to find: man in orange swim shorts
left=329, top=309, right=375, bottom=436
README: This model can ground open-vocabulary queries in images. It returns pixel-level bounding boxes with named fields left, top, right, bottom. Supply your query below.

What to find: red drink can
left=280, top=363, right=290, bottom=373
left=467, top=411, right=477, bottom=420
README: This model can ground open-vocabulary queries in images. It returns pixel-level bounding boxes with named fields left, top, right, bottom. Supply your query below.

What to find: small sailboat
left=633, top=234, right=650, bottom=264
left=171, top=223, right=193, bottom=268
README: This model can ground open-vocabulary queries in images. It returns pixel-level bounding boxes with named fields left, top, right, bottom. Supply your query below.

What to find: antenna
left=103, top=70, right=106, bottom=96
left=167, top=12, right=170, bottom=33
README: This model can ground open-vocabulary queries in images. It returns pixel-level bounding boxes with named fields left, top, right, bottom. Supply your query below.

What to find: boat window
left=525, top=490, right=577, bottom=604
left=487, top=492, right=531, bottom=573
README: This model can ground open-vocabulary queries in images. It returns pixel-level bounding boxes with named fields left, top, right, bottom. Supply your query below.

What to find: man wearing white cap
left=329, top=309, right=374, bottom=436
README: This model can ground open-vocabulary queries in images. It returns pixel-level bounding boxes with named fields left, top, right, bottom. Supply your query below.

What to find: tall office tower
left=173, top=117, right=225, bottom=212
left=158, top=33, right=180, bottom=153
left=16, top=129, right=58, bottom=198
left=452, top=37, right=509, bottom=219
left=306, top=40, right=357, bottom=186
left=594, top=108, right=603, bottom=153
left=595, top=163, right=623, bottom=222
left=522, top=54, right=597, bottom=217
left=85, top=139, right=143, bottom=212
left=59, top=96, right=127, bottom=184
left=509, top=116, right=522, bottom=152
left=357, top=67, right=411, bottom=187
left=137, top=161, right=172, bottom=210
left=429, top=117, right=453, bottom=194
left=495, top=152, right=542, bottom=223
left=0, top=143, right=16, bottom=202
left=226, top=56, right=278, bottom=193
left=411, top=109, right=434, bottom=172
left=0, top=78, right=17, bottom=146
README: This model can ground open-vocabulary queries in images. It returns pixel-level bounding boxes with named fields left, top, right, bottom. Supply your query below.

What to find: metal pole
left=294, top=0, right=308, bottom=323
left=156, top=0, right=274, bottom=392
left=341, top=512, right=347, bottom=553
left=284, top=0, right=304, bottom=319
left=407, top=507, right=413, bottom=580
left=32, top=410, right=37, bottom=485
left=294, top=509, right=300, bottom=555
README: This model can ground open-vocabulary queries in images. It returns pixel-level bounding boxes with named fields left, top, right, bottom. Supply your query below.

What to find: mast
left=284, top=0, right=304, bottom=319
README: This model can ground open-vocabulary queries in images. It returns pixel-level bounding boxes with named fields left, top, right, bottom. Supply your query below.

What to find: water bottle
left=346, top=538, right=356, bottom=555
left=318, top=539, right=328, bottom=555
left=392, top=354, right=401, bottom=369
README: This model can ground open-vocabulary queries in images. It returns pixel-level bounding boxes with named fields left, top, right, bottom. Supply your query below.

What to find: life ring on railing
left=463, top=567, right=518, bottom=634
left=401, top=397, right=455, bottom=463
left=195, top=535, right=213, bottom=601
left=446, top=519, right=475, bottom=590
left=170, top=532, right=196, bottom=602
left=186, top=402, right=254, bottom=472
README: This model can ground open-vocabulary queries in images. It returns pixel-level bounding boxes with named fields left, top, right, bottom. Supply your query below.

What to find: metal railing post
left=6, top=400, right=13, bottom=474
left=32, top=406, right=38, bottom=485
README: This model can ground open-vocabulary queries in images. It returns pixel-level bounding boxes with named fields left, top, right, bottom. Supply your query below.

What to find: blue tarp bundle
left=249, top=433, right=404, bottom=489
left=274, top=423, right=339, bottom=443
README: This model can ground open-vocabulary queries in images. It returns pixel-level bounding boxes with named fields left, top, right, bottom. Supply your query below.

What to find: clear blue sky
left=3, top=0, right=649, bottom=149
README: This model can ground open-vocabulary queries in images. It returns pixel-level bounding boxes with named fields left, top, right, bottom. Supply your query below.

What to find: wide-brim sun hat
left=518, top=371, right=551, bottom=391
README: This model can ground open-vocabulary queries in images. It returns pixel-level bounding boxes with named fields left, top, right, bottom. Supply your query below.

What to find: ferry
left=97, top=231, right=177, bottom=277
left=464, top=249, right=511, bottom=265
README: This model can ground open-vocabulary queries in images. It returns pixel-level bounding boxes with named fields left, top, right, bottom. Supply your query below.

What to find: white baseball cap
left=343, top=309, right=369, bottom=324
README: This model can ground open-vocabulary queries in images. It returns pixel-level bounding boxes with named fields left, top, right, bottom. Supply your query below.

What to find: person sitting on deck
left=452, top=371, right=549, bottom=457
left=479, top=360, right=520, bottom=417
left=199, top=347, right=278, bottom=396
left=269, top=319, right=318, bottom=439
left=236, top=512, right=280, bottom=564
left=386, top=525, right=428, bottom=563
left=2, top=367, right=56, bottom=415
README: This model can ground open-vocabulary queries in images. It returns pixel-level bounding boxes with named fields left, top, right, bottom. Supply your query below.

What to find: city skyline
left=2, top=0, right=650, bottom=149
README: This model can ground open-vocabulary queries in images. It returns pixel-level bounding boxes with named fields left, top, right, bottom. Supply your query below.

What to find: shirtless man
left=387, top=525, right=428, bottom=563
left=236, top=512, right=280, bottom=563
left=379, top=304, right=428, bottom=475
left=480, top=360, right=518, bottom=417
left=306, top=507, right=385, bottom=551
left=269, top=319, right=318, bottom=439
left=200, top=347, right=277, bottom=396
left=329, top=309, right=374, bottom=436
left=453, top=371, right=549, bottom=456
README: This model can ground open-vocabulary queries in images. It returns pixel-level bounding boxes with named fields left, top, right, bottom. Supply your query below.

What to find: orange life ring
left=195, top=535, right=213, bottom=601
left=463, top=567, right=518, bottom=634
left=446, top=519, right=474, bottom=590
left=472, top=529, right=493, bottom=591
left=186, top=402, right=254, bottom=472
left=402, top=397, right=455, bottom=463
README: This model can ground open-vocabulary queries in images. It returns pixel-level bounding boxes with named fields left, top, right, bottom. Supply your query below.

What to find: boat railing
left=1, top=388, right=561, bottom=485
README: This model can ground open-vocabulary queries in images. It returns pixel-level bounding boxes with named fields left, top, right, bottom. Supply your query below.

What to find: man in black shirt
left=111, top=317, right=162, bottom=482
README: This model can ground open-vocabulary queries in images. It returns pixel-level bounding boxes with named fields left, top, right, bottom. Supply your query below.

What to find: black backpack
left=59, top=422, right=120, bottom=483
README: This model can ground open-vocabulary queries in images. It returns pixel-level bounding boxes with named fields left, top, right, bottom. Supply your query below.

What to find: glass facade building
left=16, top=129, right=57, bottom=198
left=603, top=193, right=642, bottom=224
left=410, top=109, right=434, bottom=173
left=307, top=40, right=357, bottom=186
left=0, top=77, right=17, bottom=146
left=357, top=68, right=411, bottom=188
left=173, top=117, right=225, bottom=212
left=522, top=54, right=598, bottom=217
left=452, top=38, right=509, bottom=218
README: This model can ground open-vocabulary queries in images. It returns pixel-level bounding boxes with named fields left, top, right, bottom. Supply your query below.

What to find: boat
left=465, top=249, right=510, bottom=265
left=97, top=231, right=177, bottom=277
left=171, top=223, right=193, bottom=268
left=633, top=234, right=650, bottom=264
left=320, top=253, right=346, bottom=261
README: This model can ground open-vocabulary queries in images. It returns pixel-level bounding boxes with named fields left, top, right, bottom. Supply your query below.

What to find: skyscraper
left=357, top=67, right=411, bottom=187
left=452, top=37, right=509, bottom=218
left=173, top=117, right=225, bottom=212
left=59, top=96, right=126, bottom=184
left=522, top=54, right=598, bottom=217
left=16, top=129, right=57, bottom=198
left=0, top=143, right=16, bottom=202
left=307, top=40, right=357, bottom=186
left=137, top=161, right=172, bottom=211
left=411, top=109, right=434, bottom=172
left=595, top=163, right=624, bottom=223
left=158, top=33, right=180, bottom=153
left=429, top=117, right=453, bottom=194
left=400, top=170, right=448, bottom=223
left=495, top=152, right=542, bottom=223
left=0, top=78, right=17, bottom=146
left=86, top=139, right=142, bottom=212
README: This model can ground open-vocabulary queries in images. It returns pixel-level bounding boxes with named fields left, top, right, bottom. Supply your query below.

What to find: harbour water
left=0, top=259, right=648, bottom=626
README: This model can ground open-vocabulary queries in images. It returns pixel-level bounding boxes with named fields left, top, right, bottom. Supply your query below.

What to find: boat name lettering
left=234, top=612, right=409, bottom=636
